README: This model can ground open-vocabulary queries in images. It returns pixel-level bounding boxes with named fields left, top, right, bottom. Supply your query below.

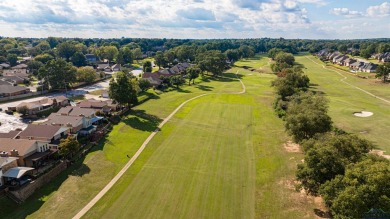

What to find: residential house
left=42, top=114, right=84, bottom=134
left=97, top=63, right=110, bottom=71
left=78, top=98, right=118, bottom=112
left=333, top=55, right=349, bottom=65
left=15, top=96, right=69, bottom=115
left=0, top=63, right=10, bottom=69
left=0, top=85, right=30, bottom=97
left=0, top=131, right=21, bottom=139
left=49, top=106, right=98, bottom=135
left=360, top=63, right=377, bottom=73
left=11, top=64, right=28, bottom=70
left=350, top=61, right=365, bottom=71
left=0, top=138, right=52, bottom=167
left=343, top=58, right=357, bottom=67
left=111, top=64, right=121, bottom=72
left=327, top=52, right=341, bottom=61
left=142, top=72, right=163, bottom=86
left=2, top=75, right=28, bottom=84
left=17, top=124, right=69, bottom=148
left=0, top=156, right=18, bottom=186
left=317, top=49, right=329, bottom=58
left=85, top=54, right=99, bottom=63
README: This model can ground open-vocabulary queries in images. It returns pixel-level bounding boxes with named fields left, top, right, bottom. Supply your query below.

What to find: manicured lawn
left=0, top=56, right=317, bottom=219
left=297, top=54, right=390, bottom=152
left=84, top=59, right=317, bottom=218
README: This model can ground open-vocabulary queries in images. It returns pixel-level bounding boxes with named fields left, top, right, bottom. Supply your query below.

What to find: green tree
left=285, top=92, right=332, bottom=142
left=196, top=50, right=227, bottom=76
left=38, top=59, right=77, bottom=90
left=268, top=48, right=284, bottom=59
left=170, top=75, right=185, bottom=88
left=297, top=133, right=373, bottom=195
left=376, top=63, right=390, bottom=83
left=109, top=72, right=138, bottom=107
left=47, top=37, right=58, bottom=48
left=271, top=70, right=310, bottom=100
left=36, top=41, right=51, bottom=52
left=143, top=61, right=152, bottom=72
left=121, top=47, right=133, bottom=64
left=132, top=48, right=142, bottom=60
left=71, top=52, right=87, bottom=67
left=34, top=53, right=54, bottom=64
left=57, top=41, right=77, bottom=61
left=155, top=51, right=167, bottom=68
left=338, top=44, right=348, bottom=54
left=7, top=54, right=17, bottom=66
left=238, top=45, right=255, bottom=58
left=225, top=49, right=240, bottom=62
left=186, top=66, right=201, bottom=85
left=77, top=67, right=97, bottom=84
left=138, top=78, right=152, bottom=91
left=274, top=52, right=295, bottom=66
left=27, top=60, right=43, bottom=75
left=98, top=46, right=118, bottom=62
left=116, top=49, right=125, bottom=65
left=320, top=157, right=390, bottom=218
left=59, top=136, right=80, bottom=159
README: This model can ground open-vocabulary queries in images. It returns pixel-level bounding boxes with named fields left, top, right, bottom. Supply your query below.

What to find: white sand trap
left=353, top=111, right=373, bottom=117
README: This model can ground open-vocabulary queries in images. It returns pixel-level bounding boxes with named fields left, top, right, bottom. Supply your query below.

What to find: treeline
left=270, top=52, right=390, bottom=218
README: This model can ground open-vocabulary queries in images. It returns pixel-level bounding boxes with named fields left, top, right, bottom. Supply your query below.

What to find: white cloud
left=330, top=8, right=363, bottom=18
left=366, top=2, right=390, bottom=17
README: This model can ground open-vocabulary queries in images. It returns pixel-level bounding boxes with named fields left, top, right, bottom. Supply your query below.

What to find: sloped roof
left=57, top=106, right=95, bottom=116
left=0, top=85, right=29, bottom=94
left=0, top=138, right=37, bottom=157
left=18, top=124, right=66, bottom=140
left=0, top=130, right=21, bottom=139
left=42, top=114, right=83, bottom=127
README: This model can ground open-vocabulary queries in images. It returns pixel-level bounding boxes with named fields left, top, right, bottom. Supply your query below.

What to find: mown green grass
left=84, top=59, right=317, bottom=218
left=297, top=54, right=390, bottom=152
left=0, top=56, right=317, bottom=219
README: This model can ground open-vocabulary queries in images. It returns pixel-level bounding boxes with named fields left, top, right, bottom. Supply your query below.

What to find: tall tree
left=109, top=72, right=138, bottom=107
left=98, top=46, right=118, bottom=62
left=376, top=63, right=390, bottom=83
left=320, top=157, right=390, bottom=218
left=77, top=67, right=97, bottom=84
left=196, top=50, right=227, bottom=76
left=7, top=54, right=18, bottom=66
left=38, top=59, right=77, bottom=90
left=71, top=52, right=87, bottom=67
left=186, top=66, right=201, bottom=85
left=297, top=133, right=373, bottom=195
left=59, top=136, right=80, bottom=159
left=57, top=41, right=77, bottom=61
left=285, top=92, right=332, bottom=142
left=170, top=75, right=185, bottom=88
left=155, top=51, right=167, bottom=68
left=143, top=61, right=152, bottom=72
left=34, top=53, right=54, bottom=64
left=132, top=48, right=142, bottom=60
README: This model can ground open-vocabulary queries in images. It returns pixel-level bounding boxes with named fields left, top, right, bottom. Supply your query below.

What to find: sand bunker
left=353, top=111, right=373, bottom=117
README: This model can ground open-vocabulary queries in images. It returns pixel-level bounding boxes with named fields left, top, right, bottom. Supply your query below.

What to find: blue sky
left=0, top=0, right=389, bottom=39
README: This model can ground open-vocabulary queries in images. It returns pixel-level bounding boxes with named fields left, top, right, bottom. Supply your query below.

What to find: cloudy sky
left=0, top=0, right=389, bottom=39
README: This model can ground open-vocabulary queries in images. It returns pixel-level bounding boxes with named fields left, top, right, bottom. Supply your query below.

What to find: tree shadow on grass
left=195, top=85, right=213, bottom=91
left=224, top=72, right=244, bottom=79
left=177, top=88, right=191, bottom=93
left=122, top=110, right=162, bottom=132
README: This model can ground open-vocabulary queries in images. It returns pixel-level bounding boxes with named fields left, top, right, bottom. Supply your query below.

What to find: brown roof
left=17, top=98, right=53, bottom=109
left=0, top=85, right=29, bottom=94
left=57, top=106, right=95, bottom=117
left=78, top=99, right=107, bottom=108
left=18, top=124, right=65, bottom=140
left=0, top=131, right=21, bottom=139
left=42, top=114, right=83, bottom=127
left=54, top=95, right=68, bottom=101
left=0, top=138, right=37, bottom=157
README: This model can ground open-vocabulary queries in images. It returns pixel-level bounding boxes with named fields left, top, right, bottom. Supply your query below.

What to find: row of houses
left=0, top=62, right=31, bottom=98
left=142, top=62, right=191, bottom=86
left=0, top=96, right=118, bottom=187
left=372, top=52, right=390, bottom=63
left=317, top=50, right=378, bottom=73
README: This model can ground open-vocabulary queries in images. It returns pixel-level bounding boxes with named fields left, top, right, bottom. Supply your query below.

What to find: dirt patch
left=353, top=111, right=373, bottom=117
left=370, top=149, right=390, bottom=159
left=284, top=141, right=301, bottom=153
